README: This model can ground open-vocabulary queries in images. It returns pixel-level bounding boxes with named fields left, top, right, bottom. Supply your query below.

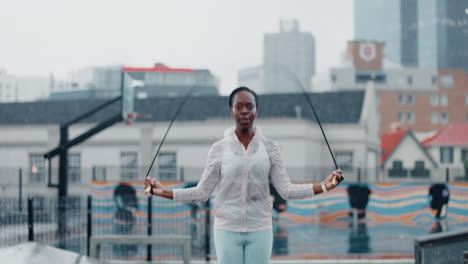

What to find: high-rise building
left=263, top=19, right=315, bottom=93
left=355, top=0, right=468, bottom=70
left=418, top=0, right=468, bottom=71
left=354, top=0, right=418, bottom=67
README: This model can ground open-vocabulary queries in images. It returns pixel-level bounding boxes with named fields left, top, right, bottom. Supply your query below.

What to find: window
left=120, top=152, right=138, bottom=181
left=398, top=112, right=405, bottom=123
left=158, top=152, right=177, bottom=180
left=440, top=74, right=453, bottom=88
left=465, top=95, right=468, bottom=105
left=440, top=94, right=448, bottom=106
left=411, top=161, right=429, bottom=177
left=331, top=74, right=336, bottom=83
left=440, top=147, right=453, bottom=163
left=407, top=112, right=415, bottom=124
left=29, top=154, right=45, bottom=183
left=431, top=76, right=438, bottom=85
left=336, top=152, right=353, bottom=171
left=407, top=76, right=413, bottom=85
left=388, top=160, right=407, bottom=177
left=407, top=94, right=414, bottom=105
left=356, top=73, right=386, bottom=84
left=68, top=153, right=81, bottom=183
left=92, top=166, right=107, bottom=181
left=431, top=94, right=439, bottom=106
left=431, top=112, right=439, bottom=124
left=397, top=94, right=404, bottom=105
left=392, top=160, right=403, bottom=169
left=461, top=149, right=468, bottom=162
left=441, top=112, right=448, bottom=124
left=414, top=161, right=425, bottom=169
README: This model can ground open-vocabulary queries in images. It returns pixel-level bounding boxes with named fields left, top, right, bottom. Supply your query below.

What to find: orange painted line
left=272, top=253, right=414, bottom=260
left=152, top=212, right=190, bottom=219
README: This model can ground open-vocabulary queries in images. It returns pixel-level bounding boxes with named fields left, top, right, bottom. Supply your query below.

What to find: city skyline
left=0, top=0, right=353, bottom=95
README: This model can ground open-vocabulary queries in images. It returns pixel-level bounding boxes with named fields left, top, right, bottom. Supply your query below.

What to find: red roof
left=122, top=64, right=193, bottom=73
left=380, top=129, right=408, bottom=163
left=421, top=124, right=468, bottom=146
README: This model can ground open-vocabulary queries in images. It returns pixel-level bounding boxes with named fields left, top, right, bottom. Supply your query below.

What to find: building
left=378, top=69, right=468, bottom=133
left=16, top=76, right=53, bottom=102
left=354, top=0, right=418, bottom=67
left=0, top=69, right=54, bottom=102
left=418, top=0, right=468, bottom=71
left=422, top=124, right=468, bottom=178
left=380, top=124, right=468, bottom=182
left=0, top=69, right=18, bottom=102
left=49, top=64, right=219, bottom=100
left=126, top=64, right=219, bottom=98
left=263, top=19, right=315, bottom=93
left=238, top=20, right=315, bottom=94
left=380, top=129, right=437, bottom=181
left=355, top=0, right=468, bottom=70
left=237, top=66, right=264, bottom=94
left=0, top=90, right=379, bottom=198
left=331, top=41, right=468, bottom=134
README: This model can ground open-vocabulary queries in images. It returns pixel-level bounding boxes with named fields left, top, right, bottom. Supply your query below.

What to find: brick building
left=331, top=40, right=468, bottom=134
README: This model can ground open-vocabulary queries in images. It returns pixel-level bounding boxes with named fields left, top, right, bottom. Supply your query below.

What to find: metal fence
left=0, top=195, right=210, bottom=262
left=0, top=196, right=87, bottom=254
left=0, top=166, right=466, bottom=189
left=1, top=165, right=467, bottom=261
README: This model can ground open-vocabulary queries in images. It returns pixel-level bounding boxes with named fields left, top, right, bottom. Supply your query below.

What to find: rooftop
left=0, top=91, right=364, bottom=126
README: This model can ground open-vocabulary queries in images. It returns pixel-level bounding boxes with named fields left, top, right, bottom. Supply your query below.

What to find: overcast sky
left=0, top=0, right=353, bottom=95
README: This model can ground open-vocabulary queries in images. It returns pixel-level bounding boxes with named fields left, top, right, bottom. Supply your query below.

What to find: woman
left=145, top=86, right=343, bottom=264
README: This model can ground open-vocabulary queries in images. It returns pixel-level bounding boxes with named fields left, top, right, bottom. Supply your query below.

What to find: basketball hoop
left=124, top=112, right=152, bottom=125
left=125, top=112, right=136, bottom=125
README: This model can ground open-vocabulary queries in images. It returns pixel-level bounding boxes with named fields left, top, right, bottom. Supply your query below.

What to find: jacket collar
left=224, top=126, right=263, bottom=143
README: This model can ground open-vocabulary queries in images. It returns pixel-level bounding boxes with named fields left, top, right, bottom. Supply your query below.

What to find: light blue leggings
left=214, top=228, right=273, bottom=264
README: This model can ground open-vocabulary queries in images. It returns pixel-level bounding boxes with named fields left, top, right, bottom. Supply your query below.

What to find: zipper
left=241, top=149, right=248, bottom=232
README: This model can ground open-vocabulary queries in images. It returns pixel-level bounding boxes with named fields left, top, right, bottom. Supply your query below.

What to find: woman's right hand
left=144, top=177, right=164, bottom=195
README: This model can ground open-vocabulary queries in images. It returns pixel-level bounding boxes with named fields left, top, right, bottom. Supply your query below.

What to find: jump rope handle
left=144, top=177, right=152, bottom=195
left=331, top=175, right=338, bottom=187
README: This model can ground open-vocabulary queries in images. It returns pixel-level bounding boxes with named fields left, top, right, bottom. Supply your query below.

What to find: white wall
left=384, top=134, right=435, bottom=170
left=0, top=117, right=373, bottom=196
left=428, top=145, right=468, bottom=168
left=330, top=68, right=438, bottom=91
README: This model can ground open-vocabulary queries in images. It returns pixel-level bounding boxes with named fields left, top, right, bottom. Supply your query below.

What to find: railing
left=1, top=166, right=466, bottom=188
left=0, top=196, right=86, bottom=253
left=0, top=195, right=209, bottom=262
left=1, top=181, right=468, bottom=260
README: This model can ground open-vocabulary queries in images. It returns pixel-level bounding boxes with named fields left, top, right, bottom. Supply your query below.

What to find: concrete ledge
left=414, top=227, right=468, bottom=264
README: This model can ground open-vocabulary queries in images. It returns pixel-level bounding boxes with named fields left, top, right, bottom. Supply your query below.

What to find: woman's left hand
left=324, top=169, right=343, bottom=190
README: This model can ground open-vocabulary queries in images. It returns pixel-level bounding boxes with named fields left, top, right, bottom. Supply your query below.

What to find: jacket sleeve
left=268, top=141, right=315, bottom=200
left=173, top=142, right=222, bottom=202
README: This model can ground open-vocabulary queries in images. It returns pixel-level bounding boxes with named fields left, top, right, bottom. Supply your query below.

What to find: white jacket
left=173, top=127, right=315, bottom=232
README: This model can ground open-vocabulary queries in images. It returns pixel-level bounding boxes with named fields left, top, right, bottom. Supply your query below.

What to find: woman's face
left=230, top=91, right=257, bottom=131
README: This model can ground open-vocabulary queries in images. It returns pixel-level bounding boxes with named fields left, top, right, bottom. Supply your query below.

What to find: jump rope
left=143, top=68, right=343, bottom=195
